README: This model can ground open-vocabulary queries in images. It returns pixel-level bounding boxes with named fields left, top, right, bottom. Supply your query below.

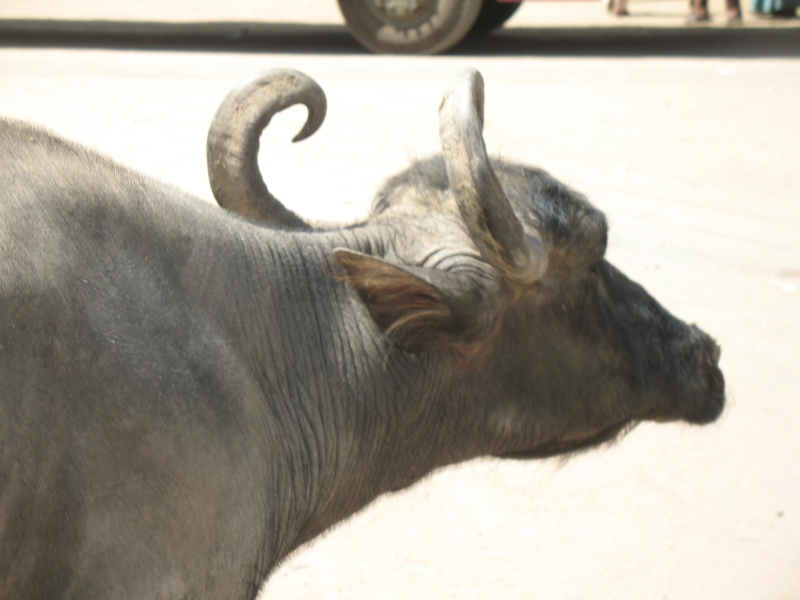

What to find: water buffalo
left=0, top=69, right=724, bottom=600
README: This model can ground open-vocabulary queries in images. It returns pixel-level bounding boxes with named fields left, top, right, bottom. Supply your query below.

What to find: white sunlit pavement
left=0, top=2, right=799, bottom=599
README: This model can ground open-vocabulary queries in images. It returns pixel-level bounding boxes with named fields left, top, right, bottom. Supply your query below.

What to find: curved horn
left=207, top=69, right=327, bottom=230
left=438, top=69, right=547, bottom=286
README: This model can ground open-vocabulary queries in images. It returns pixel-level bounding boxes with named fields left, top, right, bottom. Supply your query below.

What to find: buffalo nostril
left=704, top=338, right=725, bottom=396
left=682, top=331, right=725, bottom=424
left=707, top=365, right=725, bottom=397
left=710, top=341, right=721, bottom=366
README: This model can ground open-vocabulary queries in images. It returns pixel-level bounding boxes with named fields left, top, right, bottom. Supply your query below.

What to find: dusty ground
left=0, top=1, right=798, bottom=598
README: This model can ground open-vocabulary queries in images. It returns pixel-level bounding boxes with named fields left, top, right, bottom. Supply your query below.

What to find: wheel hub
left=370, top=0, right=437, bottom=26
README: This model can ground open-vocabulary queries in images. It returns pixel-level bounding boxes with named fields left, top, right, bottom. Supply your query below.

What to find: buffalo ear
left=334, top=249, right=499, bottom=352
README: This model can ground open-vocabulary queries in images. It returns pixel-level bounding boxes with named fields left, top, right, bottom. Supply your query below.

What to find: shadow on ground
left=1, top=19, right=798, bottom=57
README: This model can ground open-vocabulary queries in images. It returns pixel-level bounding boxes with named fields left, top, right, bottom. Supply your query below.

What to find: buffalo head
left=207, top=68, right=724, bottom=462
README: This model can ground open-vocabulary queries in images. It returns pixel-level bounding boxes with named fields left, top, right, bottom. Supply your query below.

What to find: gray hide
left=0, top=69, right=724, bottom=600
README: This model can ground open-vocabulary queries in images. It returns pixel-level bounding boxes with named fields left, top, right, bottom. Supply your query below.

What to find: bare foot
left=727, top=9, right=743, bottom=23
left=687, top=10, right=711, bottom=21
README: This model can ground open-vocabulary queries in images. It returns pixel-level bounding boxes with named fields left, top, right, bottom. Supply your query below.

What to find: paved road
left=1, top=3, right=799, bottom=599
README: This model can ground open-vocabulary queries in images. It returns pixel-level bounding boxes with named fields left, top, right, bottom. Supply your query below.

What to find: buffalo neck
left=182, top=216, right=480, bottom=560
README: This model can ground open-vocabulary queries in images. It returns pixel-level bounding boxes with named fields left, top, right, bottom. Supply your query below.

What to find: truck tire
left=338, top=0, right=484, bottom=54
left=468, top=0, right=521, bottom=34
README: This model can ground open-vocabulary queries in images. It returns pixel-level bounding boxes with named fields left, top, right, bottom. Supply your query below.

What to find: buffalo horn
left=438, top=70, right=547, bottom=286
left=207, top=69, right=326, bottom=229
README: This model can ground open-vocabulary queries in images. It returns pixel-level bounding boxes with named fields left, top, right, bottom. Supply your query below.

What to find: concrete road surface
left=1, top=2, right=798, bottom=599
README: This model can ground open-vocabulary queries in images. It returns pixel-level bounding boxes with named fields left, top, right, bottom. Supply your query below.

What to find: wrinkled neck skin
left=189, top=218, right=494, bottom=566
